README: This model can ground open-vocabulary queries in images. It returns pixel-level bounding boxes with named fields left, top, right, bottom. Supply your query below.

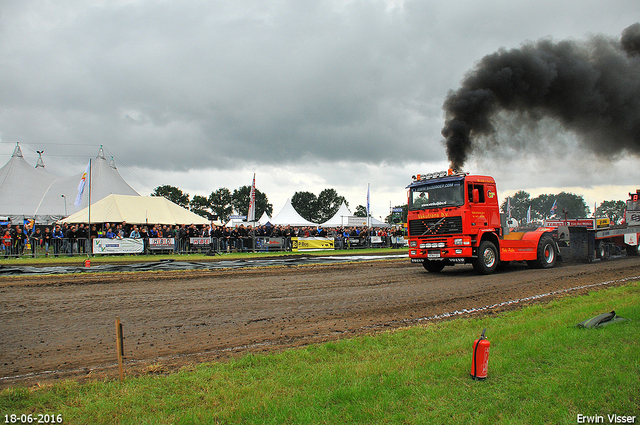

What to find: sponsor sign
left=148, top=238, right=175, bottom=250
left=544, top=219, right=596, bottom=230
left=190, top=237, right=212, bottom=246
left=292, top=237, right=334, bottom=252
left=627, top=211, right=640, bottom=227
left=93, top=238, right=144, bottom=254
left=347, top=216, right=368, bottom=227
left=256, top=237, right=285, bottom=250
left=392, top=207, right=404, bottom=213
left=370, top=236, right=383, bottom=244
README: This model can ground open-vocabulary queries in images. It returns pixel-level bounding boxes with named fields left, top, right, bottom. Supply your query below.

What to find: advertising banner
left=148, top=238, right=175, bottom=250
left=544, top=219, right=596, bottom=230
left=189, top=237, right=212, bottom=246
left=292, top=237, right=334, bottom=252
left=256, top=237, right=285, bottom=251
left=93, top=238, right=144, bottom=254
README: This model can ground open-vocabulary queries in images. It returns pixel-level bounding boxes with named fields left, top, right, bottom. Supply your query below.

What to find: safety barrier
left=0, top=235, right=401, bottom=258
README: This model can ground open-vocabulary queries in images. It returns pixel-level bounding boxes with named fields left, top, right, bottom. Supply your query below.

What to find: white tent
left=35, top=148, right=139, bottom=219
left=270, top=199, right=319, bottom=227
left=258, top=211, right=271, bottom=225
left=0, top=144, right=139, bottom=223
left=321, top=201, right=352, bottom=227
left=0, top=144, right=58, bottom=219
left=62, top=194, right=209, bottom=225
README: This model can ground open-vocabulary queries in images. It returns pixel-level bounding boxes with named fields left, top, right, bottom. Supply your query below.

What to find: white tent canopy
left=270, top=198, right=319, bottom=227
left=62, top=194, right=209, bottom=225
left=0, top=144, right=139, bottom=223
left=258, top=211, right=271, bottom=225
left=321, top=201, right=352, bottom=227
left=0, top=144, right=58, bottom=217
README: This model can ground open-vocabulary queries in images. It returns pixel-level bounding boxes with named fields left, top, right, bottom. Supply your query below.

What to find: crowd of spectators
left=0, top=221, right=406, bottom=258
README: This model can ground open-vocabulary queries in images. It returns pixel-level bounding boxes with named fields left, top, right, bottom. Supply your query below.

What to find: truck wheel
left=528, top=236, right=557, bottom=269
left=423, top=260, right=446, bottom=272
left=626, top=245, right=640, bottom=256
left=473, top=241, right=498, bottom=274
left=596, top=242, right=608, bottom=260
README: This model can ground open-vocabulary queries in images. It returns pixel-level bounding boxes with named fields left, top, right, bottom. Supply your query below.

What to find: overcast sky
left=1, top=0, right=638, bottom=219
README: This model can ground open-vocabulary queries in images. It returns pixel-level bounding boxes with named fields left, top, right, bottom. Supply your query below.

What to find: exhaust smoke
left=442, top=23, right=640, bottom=170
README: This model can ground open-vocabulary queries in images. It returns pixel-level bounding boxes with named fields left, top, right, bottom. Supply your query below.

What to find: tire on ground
left=527, top=235, right=557, bottom=269
left=423, top=260, right=446, bottom=272
left=472, top=240, right=498, bottom=275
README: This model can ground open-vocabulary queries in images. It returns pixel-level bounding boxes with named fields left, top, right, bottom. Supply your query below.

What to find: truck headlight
left=410, top=240, right=417, bottom=247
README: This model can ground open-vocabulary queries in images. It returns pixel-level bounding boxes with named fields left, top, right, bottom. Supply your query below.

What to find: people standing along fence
left=0, top=221, right=398, bottom=258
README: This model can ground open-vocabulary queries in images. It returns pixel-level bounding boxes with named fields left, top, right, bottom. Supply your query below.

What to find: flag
left=550, top=200, right=558, bottom=215
left=247, top=173, right=256, bottom=222
left=74, top=161, right=90, bottom=207
left=527, top=205, right=531, bottom=223
left=366, top=184, right=370, bottom=217
left=507, top=197, right=511, bottom=219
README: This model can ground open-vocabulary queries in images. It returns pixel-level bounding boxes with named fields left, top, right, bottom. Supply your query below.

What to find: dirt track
left=2, top=255, right=640, bottom=387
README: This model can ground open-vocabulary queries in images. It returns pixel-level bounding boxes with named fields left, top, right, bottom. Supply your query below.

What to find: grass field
left=1, top=282, right=638, bottom=424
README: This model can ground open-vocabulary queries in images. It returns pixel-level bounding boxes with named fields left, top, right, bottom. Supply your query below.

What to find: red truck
left=406, top=170, right=640, bottom=274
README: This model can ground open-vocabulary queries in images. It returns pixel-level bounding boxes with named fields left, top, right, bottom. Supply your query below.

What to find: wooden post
left=115, top=317, right=124, bottom=381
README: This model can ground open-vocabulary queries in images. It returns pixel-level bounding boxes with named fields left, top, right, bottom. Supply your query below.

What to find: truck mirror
left=472, top=188, right=480, bottom=204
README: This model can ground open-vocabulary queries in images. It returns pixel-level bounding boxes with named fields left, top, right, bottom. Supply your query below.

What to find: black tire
left=528, top=235, right=557, bottom=269
left=423, top=260, right=446, bottom=272
left=596, top=242, right=608, bottom=260
left=472, top=241, right=498, bottom=275
left=626, top=245, right=640, bottom=256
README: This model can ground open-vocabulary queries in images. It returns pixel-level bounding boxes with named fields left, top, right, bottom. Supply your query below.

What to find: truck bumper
left=409, top=247, right=473, bottom=262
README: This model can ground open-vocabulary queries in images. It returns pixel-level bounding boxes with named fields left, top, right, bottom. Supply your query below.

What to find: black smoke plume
left=442, top=23, right=640, bottom=170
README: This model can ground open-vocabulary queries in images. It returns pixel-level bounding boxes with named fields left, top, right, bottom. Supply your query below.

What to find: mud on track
left=1, top=256, right=640, bottom=387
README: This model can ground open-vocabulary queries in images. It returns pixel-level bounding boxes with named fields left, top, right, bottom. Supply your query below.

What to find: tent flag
left=74, top=161, right=90, bottom=207
left=550, top=200, right=558, bottom=215
left=507, top=197, right=511, bottom=219
left=527, top=205, right=531, bottom=223
left=247, top=173, right=256, bottom=222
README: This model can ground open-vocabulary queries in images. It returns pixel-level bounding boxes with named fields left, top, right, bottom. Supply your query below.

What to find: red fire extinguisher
left=470, top=328, right=490, bottom=380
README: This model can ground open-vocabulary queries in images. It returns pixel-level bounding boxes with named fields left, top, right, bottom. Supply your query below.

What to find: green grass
left=2, top=282, right=638, bottom=424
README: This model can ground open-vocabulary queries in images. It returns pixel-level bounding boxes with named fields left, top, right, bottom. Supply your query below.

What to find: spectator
left=3, top=230, right=12, bottom=258
left=43, top=226, right=52, bottom=257
left=29, top=227, right=43, bottom=258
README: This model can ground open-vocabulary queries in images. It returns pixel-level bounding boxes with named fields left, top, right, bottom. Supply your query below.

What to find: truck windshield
left=410, top=180, right=465, bottom=210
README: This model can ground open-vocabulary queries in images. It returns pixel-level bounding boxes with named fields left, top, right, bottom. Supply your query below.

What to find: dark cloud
left=442, top=23, right=640, bottom=170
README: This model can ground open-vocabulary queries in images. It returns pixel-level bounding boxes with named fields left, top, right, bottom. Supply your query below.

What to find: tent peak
left=109, top=156, right=117, bottom=169
left=35, top=150, right=45, bottom=169
left=97, top=145, right=106, bottom=160
left=12, top=143, right=23, bottom=158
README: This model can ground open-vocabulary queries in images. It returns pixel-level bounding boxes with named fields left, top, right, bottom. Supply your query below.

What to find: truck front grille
left=409, top=216, right=463, bottom=236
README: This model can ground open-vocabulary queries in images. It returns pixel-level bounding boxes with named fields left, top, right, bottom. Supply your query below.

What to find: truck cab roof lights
left=412, top=169, right=466, bottom=182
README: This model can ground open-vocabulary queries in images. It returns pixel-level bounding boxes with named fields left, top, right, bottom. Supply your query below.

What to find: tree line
left=151, top=185, right=369, bottom=223
left=501, top=191, right=627, bottom=224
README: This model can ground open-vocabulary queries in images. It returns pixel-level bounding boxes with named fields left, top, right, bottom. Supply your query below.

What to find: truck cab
left=407, top=170, right=557, bottom=274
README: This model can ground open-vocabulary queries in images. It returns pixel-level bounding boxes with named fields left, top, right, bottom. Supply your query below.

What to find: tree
left=209, top=188, right=233, bottom=222
left=316, top=189, right=348, bottom=223
left=291, top=191, right=319, bottom=222
left=531, top=192, right=589, bottom=219
left=354, top=205, right=368, bottom=217
left=500, top=190, right=532, bottom=223
left=152, top=185, right=189, bottom=208
left=597, top=200, right=626, bottom=224
left=231, top=186, right=273, bottom=219
left=292, top=189, right=348, bottom=223
left=189, top=195, right=212, bottom=219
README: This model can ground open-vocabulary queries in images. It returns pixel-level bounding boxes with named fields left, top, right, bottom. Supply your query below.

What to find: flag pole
left=88, top=158, right=92, bottom=229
